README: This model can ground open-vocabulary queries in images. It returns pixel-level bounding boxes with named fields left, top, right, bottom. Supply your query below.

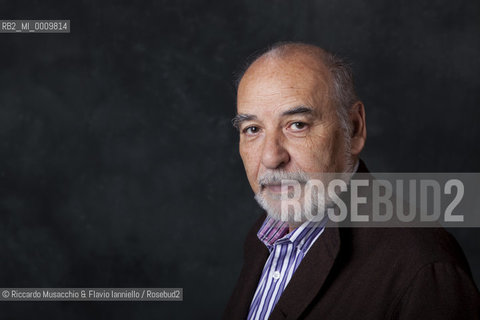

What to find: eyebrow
left=231, top=105, right=315, bottom=130
left=231, top=114, right=257, bottom=130
left=281, top=105, right=314, bottom=116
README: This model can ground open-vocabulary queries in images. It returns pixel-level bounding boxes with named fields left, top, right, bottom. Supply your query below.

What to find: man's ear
left=349, top=101, right=366, bottom=156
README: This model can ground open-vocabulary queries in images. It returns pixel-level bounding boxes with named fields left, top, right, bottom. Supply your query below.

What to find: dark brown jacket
left=224, top=163, right=480, bottom=319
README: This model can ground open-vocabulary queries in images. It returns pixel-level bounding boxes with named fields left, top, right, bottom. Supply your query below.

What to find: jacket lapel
left=269, top=225, right=341, bottom=319
left=269, top=160, right=367, bottom=319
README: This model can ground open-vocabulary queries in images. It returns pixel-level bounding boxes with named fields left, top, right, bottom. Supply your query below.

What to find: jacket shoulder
left=357, top=227, right=472, bottom=270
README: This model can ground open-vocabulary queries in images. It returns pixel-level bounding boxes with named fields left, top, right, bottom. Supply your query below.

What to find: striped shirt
left=247, top=217, right=327, bottom=320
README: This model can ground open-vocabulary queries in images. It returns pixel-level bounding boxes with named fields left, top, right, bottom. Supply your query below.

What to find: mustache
left=257, top=170, right=310, bottom=187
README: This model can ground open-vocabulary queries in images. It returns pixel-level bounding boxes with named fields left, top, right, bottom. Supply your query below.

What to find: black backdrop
left=1, top=0, right=479, bottom=318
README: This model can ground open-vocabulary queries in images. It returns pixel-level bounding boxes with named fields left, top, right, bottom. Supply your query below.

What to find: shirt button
left=272, top=271, right=281, bottom=279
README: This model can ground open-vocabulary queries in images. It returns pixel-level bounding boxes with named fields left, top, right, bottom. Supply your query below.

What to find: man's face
left=236, top=56, right=352, bottom=220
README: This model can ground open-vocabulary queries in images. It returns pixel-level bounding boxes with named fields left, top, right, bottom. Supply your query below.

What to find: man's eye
left=289, top=122, right=307, bottom=131
left=243, top=126, right=260, bottom=135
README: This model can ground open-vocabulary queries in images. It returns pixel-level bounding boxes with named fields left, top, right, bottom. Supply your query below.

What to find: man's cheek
left=294, top=139, right=326, bottom=168
left=303, top=133, right=326, bottom=150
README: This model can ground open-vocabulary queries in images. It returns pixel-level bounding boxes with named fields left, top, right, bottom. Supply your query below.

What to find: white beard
left=254, top=156, right=356, bottom=224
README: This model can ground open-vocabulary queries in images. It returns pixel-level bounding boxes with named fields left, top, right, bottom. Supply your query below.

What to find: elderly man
left=223, top=42, right=480, bottom=320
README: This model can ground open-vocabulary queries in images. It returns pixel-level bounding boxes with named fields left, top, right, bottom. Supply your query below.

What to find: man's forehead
left=238, top=55, right=330, bottom=100
left=237, top=83, right=315, bottom=106
left=237, top=65, right=331, bottom=116
left=240, top=55, right=328, bottom=87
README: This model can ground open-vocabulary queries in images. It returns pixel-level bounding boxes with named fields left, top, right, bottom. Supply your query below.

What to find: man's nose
left=261, top=133, right=290, bottom=169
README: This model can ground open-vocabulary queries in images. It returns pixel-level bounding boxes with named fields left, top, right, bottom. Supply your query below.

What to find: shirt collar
left=257, top=216, right=326, bottom=253
left=257, top=217, right=289, bottom=248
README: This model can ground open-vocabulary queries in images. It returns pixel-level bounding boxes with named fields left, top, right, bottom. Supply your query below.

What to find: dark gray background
left=0, top=0, right=479, bottom=318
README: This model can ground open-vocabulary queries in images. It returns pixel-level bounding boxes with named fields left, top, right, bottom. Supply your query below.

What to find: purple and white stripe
left=247, top=217, right=327, bottom=320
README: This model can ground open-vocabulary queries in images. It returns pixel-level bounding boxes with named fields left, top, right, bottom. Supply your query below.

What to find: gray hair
left=235, top=42, right=359, bottom=136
